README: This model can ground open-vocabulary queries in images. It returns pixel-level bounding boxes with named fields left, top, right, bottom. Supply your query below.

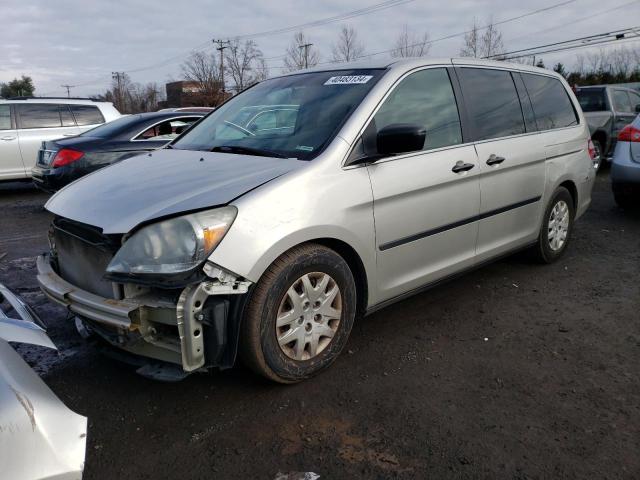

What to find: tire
left=530, top=187, right=575, bottom=264
left=240, top=243, right=357, bottom=383
left=592, top=139, right=603, bottom=169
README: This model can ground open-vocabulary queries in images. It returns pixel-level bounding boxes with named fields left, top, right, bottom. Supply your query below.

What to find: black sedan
left=31, top=111, right=204, bottom=192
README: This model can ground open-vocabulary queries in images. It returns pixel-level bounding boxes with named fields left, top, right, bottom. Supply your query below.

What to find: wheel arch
left=559, top=179, right=578, bottom=210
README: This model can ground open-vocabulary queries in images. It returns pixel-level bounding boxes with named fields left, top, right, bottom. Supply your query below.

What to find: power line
left=508, top=0, right=640, bottom=43
left=487, top=26, right=640, bottom=59
left=497, top=32, right=640, bottom=60
left=232, top=0, right=415, bottom=40
left=265, top=0, right=582, bottom=71
left=113, top=0, right=415, bottom=76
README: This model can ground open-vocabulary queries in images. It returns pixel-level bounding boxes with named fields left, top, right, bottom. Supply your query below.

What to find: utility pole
left=112, top=72, right=125, bottom=110
left=298, top=43, right=313, bottom=69
left=213, top=39, right=230, bottom=94
left=61, top=84, right=73, bottom=98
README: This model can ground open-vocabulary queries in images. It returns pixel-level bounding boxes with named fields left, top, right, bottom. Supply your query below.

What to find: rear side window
left=373, top=68, right=462, bottom=151
left=521, top=74, right=578, bottom=131
left=612, top=90, right=633, bottom=113
left=17, top=104, right=63, bottom=128
left=457, top=68, right=525, bottom=141
left=60, top=105, right=76, bottom=127
left=575, top=89, right=607, bottom=112
left=70, top=105, right=105, bottom=126
left=0, top=105, right=11, bottom=130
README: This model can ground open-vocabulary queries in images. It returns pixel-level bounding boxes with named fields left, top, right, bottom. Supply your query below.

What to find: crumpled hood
left=583, top=111, right=613, bottom=135
left=46, top=149, right=303, bottom=233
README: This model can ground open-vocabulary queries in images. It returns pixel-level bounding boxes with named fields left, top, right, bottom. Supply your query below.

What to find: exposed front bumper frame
left=36, top=254, right=251, bottom=373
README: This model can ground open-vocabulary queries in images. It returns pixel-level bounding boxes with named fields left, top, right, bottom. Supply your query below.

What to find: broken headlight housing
left=106, top=207, right=237, bottom=276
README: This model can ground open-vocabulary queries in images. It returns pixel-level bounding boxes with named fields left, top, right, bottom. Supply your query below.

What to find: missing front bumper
left=36, top=254, right=251, bottom=373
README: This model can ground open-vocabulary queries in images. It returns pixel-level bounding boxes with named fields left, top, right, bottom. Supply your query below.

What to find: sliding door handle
left=486, top=154, right=505, bottom=166
left=1, top=136, right=17, bottom=141
left=452, top=161, right=475, bottom=173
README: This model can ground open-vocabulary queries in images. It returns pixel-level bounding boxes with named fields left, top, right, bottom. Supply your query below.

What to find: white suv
left=0, top=98, right=120, bottom=180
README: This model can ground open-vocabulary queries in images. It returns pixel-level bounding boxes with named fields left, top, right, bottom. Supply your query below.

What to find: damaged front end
left=37, top=216, right=252, bottom=378
left=0, top=283, right=87, bottom=480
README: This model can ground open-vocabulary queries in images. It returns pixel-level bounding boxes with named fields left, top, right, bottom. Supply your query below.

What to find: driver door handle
left=1, top=136, right=16, bottom=141
left=452, top=161, right=475, bottom=173
left=486, top=154, right=505, bottom=166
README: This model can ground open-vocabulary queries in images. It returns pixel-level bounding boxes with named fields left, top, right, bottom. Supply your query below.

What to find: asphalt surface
left=0, top=171, right=638, bottom=479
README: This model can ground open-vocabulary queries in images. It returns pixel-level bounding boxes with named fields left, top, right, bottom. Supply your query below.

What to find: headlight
left=106, top=207, right=237, bottom=275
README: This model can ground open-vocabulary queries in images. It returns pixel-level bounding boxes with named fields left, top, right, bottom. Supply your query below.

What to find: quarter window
left=373, top=68, right=462, bottom=151
left=17, top=104, right=63, bottom=129
left=629, top=91, right=640, bottom=112
left=612, top=90, right=633, bottom=113
left=70, top=105, right=105, bottom=126
left=0, top=105, right=11, bottom=130
left=457, top=68, right=525, bottom=141
left=521, top=74, right=578, bottom=131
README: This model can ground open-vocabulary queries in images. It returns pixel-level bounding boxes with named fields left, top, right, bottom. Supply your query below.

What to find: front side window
left=372, top=68, right=462, bottom=151
left=135, top=117, right=200, bottom=140
left=612, top=90, right=633, bottom=113
left=0, top=105, right=11, bottom=130
left=70, top=105, right=105, bottom=126
left=458, top=68, right=525, bottom=141
left=17, top=104, right=63, bottom=129
left=521, top=74, right=578, bottom=131
left=172, top=69, right=384, bottom=160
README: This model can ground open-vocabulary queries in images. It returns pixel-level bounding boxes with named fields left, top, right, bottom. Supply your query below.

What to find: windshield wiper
left=210, top=145, right=290, bottom=159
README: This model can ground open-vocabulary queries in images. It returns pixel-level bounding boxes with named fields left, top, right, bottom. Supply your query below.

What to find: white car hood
left=45, top=149, right=302, bottom=234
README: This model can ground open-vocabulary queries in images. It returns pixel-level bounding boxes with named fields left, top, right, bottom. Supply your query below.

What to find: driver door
left=365, top=67, right=481, bottom=303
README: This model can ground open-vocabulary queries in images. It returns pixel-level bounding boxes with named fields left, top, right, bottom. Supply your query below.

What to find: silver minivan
left=37, top=58, right=597, bottom=382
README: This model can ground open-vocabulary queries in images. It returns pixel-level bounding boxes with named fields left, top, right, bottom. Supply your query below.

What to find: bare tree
left=391, top=24, right=431, bottom=58
left=225, top=39, right=265, bottom=92
left=460, top=17, right=504, bottom=58
left=254, top=57, right=270, bottom=82
left=331, top=25, right=365, bottom=63
left=181, top=51, right=223, bottom=104
left=284, top=31, right=320, bottom=72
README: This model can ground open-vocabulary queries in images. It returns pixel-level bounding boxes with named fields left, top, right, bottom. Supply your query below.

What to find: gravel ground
left=0, top=170, right=638, bottom=480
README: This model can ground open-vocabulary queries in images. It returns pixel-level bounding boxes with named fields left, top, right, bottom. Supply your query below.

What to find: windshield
left=575, top=89, right=607, bottom=112
left=172, top=69, right=385, bottom=160
left=79, top=115, right=141, bottom=138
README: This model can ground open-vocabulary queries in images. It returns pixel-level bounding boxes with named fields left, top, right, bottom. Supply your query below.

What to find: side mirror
left=377, top=123, right=426, bottom=156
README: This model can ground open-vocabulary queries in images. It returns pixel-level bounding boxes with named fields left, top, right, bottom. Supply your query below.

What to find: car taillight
left=587, top=139, right=597, bottom=160
left=51, top=148, right=84, bottom=167
left=618, top=125, right=640, bottom=142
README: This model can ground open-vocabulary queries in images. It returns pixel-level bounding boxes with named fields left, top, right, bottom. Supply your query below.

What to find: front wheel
left=530, top=187, right=575, bottom=263
left=240, top=243, right=357, bottom=383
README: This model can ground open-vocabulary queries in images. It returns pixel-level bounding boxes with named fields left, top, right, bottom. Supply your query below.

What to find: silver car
left=37, top=58, right=597, bottom=383
left=611, top=114, right=640, bottom=208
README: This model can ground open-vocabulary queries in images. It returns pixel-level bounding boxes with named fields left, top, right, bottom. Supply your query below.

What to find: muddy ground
left=0, top=170, right=638, bottom=479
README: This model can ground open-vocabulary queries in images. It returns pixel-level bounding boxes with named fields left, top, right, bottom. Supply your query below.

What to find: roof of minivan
left=0, top=98, right=113, bottom=104
left=278, top=57, right=559, bottom=78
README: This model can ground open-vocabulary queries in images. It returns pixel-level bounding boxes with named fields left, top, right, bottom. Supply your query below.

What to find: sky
left=1, top=0, right=639, bottom=97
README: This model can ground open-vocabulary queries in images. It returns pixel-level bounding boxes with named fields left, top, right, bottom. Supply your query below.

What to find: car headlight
left=106, top=207, right=237, bottom=275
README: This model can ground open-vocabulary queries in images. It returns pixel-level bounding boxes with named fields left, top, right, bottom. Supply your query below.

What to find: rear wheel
left=530, top=187, right=574, bottom=263
left=592, top=139, right=603, bottom=167
left=240, top=243, right=357, bottom=383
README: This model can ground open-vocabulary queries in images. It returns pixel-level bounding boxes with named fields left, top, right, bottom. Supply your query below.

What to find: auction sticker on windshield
left=324, top=75, right=373, bottom=85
